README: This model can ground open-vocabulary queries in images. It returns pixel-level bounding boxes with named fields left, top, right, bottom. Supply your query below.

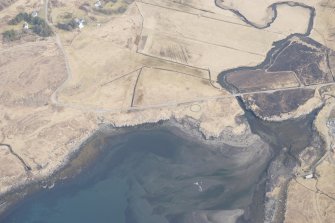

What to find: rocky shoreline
left=0, top=89, right=329, bottom=223
left=1, top=97, right=326, bottom=223
left=0, top=115, right=271, bottom=222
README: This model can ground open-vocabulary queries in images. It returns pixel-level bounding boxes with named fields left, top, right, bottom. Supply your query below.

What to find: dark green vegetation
left=56, top=19, right=79, bottom=31
left=2, top=29, right=21, bottom=42
left=94, top=6, right=127, bottom=15
left=55, top=12, right=80, bottom=31
left=2, top=12, right=53, bottom=41
left=8, top=12, right=31, bottom=25
left=93, top=0, right=134, bottom=15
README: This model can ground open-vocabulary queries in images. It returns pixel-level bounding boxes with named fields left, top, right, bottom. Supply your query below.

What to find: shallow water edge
left=0, top=105, right=323, bottom=223
left=0, top=118, right=272, bottom=223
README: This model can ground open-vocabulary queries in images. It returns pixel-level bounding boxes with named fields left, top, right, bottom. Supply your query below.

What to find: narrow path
left=50, top=34, right=73, bottom=105
left=44, top=0, right=73, bottom=106
left=49, top=81, right=335, bottom=115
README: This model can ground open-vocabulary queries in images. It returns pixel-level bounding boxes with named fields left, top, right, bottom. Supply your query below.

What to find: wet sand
left=0, top=91, right=325, bottom=223
left=0, top=120, right=272, bottom=223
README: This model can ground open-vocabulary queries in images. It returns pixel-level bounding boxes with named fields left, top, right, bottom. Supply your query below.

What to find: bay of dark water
left=1, top=128, right=271, bottom=223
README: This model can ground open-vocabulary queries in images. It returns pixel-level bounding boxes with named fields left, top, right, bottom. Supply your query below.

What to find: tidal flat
left=0, top=122, right=272, bottom=223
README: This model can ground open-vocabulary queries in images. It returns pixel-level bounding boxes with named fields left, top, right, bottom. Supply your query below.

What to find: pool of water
left=1, top=128, right=271, bottom=223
